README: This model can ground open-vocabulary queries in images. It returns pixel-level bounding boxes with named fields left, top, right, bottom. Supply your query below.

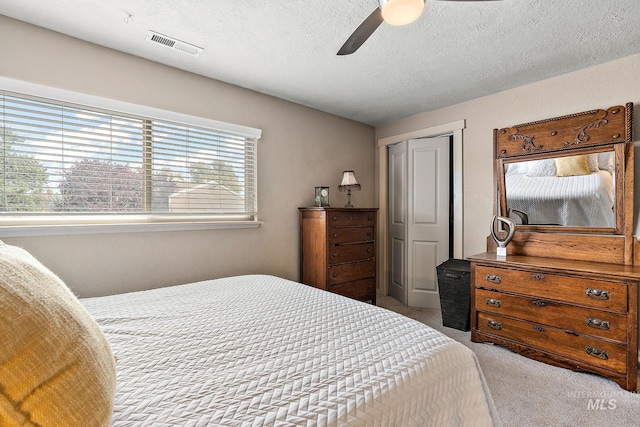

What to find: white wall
left=376, top=53, right=640, bottom=258
left=0, top=16, right=375, bottom=297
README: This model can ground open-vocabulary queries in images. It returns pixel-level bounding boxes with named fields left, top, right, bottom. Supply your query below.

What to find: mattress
left=81, top=275, right=501, bottom=426
left=505, top=170, right=614, bottom=227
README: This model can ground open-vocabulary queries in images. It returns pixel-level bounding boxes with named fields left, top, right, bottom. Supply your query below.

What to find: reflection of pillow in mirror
left=526, top=159, right=556, bottom=177
left=598, top=152, right=614, bottom=173
left=555, top=155, right=591, bottom=177
left=505, top=162, right=527, bottom=176
left=588, top=153, right=599, bottom=172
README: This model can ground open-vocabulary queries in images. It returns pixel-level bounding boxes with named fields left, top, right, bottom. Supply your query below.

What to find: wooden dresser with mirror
left=469, top=103, right=639, bottom=391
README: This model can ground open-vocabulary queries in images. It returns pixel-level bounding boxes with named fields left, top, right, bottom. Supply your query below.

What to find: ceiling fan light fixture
left=379, top=0, right=425, bottom=26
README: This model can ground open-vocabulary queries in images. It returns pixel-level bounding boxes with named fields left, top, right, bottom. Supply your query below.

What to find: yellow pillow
left=0, top=242, right=116, bottom=426
left=555, top=154, right=591, bottom=177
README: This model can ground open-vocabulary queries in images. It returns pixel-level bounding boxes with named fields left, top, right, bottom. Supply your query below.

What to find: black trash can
left=436, top=259, right=471, bottom=331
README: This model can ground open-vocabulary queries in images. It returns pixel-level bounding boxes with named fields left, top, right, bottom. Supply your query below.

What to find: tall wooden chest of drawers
left=469, top=253, right=639, bottom=391
left=299, top=207, right=377, bottom=303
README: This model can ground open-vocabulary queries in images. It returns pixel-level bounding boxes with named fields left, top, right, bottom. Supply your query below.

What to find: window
left=0, top=89, right=261, bottom=229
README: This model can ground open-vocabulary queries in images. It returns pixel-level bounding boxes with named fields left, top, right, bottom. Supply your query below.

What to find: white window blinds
left=0, top=90, right=258, bottom=220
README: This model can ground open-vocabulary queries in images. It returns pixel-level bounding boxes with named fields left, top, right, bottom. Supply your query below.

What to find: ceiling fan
left=337, top=0, right=502, bottom=55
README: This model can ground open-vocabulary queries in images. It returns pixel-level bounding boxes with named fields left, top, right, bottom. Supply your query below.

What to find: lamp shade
left=379, top=0, right=425, bottom=26
left=340, top=171, right=359, bottom=186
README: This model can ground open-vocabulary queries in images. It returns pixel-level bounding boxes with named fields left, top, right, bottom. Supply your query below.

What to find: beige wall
left=4, top=15, right=639, bottom=298
left=0, top=16, right=375, bottom=297
left=376, top=53, right=640, bottom=260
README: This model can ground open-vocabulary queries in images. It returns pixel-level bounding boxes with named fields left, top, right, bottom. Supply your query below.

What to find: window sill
left=0, top=220, right=263, bottom=237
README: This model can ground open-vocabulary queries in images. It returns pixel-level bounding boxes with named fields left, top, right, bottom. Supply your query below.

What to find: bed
left=0, top=242, right=501, bottom=426
left=504, top=153, right=615, bottom=227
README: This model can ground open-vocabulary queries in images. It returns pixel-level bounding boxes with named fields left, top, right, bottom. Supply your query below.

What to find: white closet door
left=388, top=137, right=450, bottom=307
left=388, top=142, right=407, bottom=304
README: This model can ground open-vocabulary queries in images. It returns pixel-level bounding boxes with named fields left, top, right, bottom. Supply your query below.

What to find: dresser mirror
left=494, top=103, right=633, bottom=237
left=497, top=145, right=622, bottom=233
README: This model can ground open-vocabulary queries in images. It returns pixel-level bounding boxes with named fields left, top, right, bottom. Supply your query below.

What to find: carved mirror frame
left=493, top=103, right=634, bottom=265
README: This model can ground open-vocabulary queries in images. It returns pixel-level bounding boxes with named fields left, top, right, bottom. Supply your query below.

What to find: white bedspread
left=82, top=275, right=500, bottom=426
left=505, top=170, right=614, bottom=227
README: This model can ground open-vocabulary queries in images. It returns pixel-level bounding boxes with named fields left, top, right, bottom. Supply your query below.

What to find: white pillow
left=598, top=152, right=615, bottom=174
left=505, top=162, right=525, bottom=176
left=526, top=159, right=556, bottom=177
left=0, top=242, right=116, bottom=426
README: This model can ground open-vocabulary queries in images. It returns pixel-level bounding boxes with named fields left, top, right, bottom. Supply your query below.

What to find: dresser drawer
left=477, top=312, right=627, bottom=373
left=328, top=260, right=376, bottom=285
left=475, top=289, right=627, bottom=343
left=329, top=242, right=375, bottom=265
left=328, top=210, right=376, bottom=227
left=329, top=278, right=375, bottom=301
left=328, top=227, right=374, bottom=245
left=475, top=265, right=628, bottom=312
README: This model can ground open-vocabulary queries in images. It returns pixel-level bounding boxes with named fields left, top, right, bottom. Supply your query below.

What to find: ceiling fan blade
left=337, top=8, right=384, bottom=56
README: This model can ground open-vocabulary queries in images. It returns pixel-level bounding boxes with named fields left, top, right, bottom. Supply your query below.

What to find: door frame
left=377, top=120, right=466, bottom=297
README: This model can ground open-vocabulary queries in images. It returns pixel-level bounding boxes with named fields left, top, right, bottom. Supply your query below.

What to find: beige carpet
left=377, top=296, right=640, bottom=427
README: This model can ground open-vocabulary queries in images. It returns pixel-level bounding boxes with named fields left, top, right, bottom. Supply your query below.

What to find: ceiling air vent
left=145, top=31, right=203, bottom=57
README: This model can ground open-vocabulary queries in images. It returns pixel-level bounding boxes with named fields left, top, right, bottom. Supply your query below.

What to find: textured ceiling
left=1, top=0, right=639, bottom=126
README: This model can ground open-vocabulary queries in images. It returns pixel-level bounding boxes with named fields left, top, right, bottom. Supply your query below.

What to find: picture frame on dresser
left=469, top=103, right=639, bottom=392
left=299, top=207, right=378, bottom=304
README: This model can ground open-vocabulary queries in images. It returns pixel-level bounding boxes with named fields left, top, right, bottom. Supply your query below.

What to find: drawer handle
left=367, top=216, right=373, bottom=221
left=585, top=288, right=610, bottom=300
left=485, top=298, right=501, bottom=308
left=331, top=252, right=338, bottom=258
left=585, top=346, right=608, bottom=360
left=531, top=300, right=546, bottom=307
left=586, top=317, right=610, bottom=330
left=531, top=273, right=545, bottom=280
left=485, top=274, right=502, bottom=284
left=533, top=325, right=545, bottom=332
left=367, top=248, right=372, bottom=253
left=333, top=233, right=339, bottom=238
left=332, top=272, right=338, bottom=278
left=332, top=216, right=338, bottom=221
left=486, top=319, right=502, bottom=330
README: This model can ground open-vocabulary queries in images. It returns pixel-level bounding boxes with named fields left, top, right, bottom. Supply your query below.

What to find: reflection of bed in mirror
left=504, top=152, right=615, bottom=227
